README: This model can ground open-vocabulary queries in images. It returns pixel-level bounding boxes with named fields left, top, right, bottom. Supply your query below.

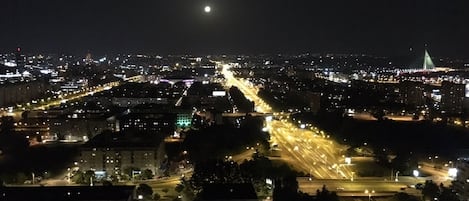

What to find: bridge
left=297, top=176, right=424, bottom=198
left=222, top=112, right=290, bottom=118
left=195, top=111, right=290, bottom=119
left=123, top=75, right=145, bottom=83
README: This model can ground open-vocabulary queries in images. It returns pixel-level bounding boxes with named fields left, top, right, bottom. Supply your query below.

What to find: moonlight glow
left=204, top=6, right=211, bottom=13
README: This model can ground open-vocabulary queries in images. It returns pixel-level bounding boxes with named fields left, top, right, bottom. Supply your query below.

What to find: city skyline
left=1, top=0, right=469, bottom=58
left=2, top=1, right=469, bottom=201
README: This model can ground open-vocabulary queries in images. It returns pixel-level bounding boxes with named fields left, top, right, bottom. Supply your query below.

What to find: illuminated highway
left=221, top=64, right=353, bottom=179
left=35, top=82, right=119, bottom=111
left=298, top=177, right=424, bottom=197
left=0, top=82, right=118, bottom=119
left=268, top=120, right=353, bottom=179
left=418, top=162, right=454, bottom=185
left=0, top=75, right=147, bottom=119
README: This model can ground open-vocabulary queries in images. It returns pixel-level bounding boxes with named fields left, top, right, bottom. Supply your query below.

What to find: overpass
left=124, top=75, right=144, bottom=83
left=222, top=112, right=290, bottom=118
left=297, top=176, right=424, bottom=198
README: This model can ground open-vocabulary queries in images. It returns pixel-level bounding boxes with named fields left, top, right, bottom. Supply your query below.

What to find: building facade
left=117, top=113, right=176, bottom=133
left=441, top=81, right=465, bottom=114
left=79, top=147, right=158, bottom=177
left=0, top=80, right=49, bottom=107
left=454, top=160, right=469, bottom=201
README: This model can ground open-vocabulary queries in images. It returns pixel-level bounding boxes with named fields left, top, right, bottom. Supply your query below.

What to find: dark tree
left=175, top=184, right=184, bottom=193
left=229, top=86, right=254, bottom=113
left=0, top=116, right=14, bottom=134
left=183, top=123, right=269, bottom=162
left=372, top=109, right=385, bottom=121
left=391, top=192, right=420, bottom=201
left=136, top=183, right=153, bottom=200
left=422, top=180, right=440, bottom=200
left=273, top=174, right=316, bottom=201
left=141, top=169, right=154, bottom=180
left=190, top=159, right=243, bottom=190
left=439, top=186, right=460, bottom=201
left=315, top=185, right=339, bottom=201
left=0, top=117, right=29, bottom=155
left=71, top=171, right=84, bottom=184
left=123, top=166, right=140, bottom=179
left=102, top=180, right=113, bottom=186
left=109, top=174, right=119, bottom=183
left=391, top=152, right=418, bottom=175
left=153, top=192, right=161, bottom=201
left=84, top=170, right=96, bottom=184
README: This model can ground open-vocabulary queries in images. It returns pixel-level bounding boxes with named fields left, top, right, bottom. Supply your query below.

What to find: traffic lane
left=269, top=120, right=352, bottom=179
left=298, top=179, right=421, bottom=195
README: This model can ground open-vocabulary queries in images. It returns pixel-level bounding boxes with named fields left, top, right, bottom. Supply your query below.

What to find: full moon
left=204, top=6, right=211, bottom=13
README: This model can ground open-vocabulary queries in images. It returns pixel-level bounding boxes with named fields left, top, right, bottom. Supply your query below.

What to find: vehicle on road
left=415, top=183, right=423, bottom=189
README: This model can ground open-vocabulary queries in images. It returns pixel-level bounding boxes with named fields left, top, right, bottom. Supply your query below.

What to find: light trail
left=221, top=63, right=353, bottom=179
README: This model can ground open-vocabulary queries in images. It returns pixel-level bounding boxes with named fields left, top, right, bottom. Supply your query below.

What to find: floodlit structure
left=423, top=50, right=435, bottom=70
left=396, top=49, right=452, bottom=74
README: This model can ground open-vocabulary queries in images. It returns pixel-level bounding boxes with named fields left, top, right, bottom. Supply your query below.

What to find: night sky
left=1, top=0, right=468, bottom=57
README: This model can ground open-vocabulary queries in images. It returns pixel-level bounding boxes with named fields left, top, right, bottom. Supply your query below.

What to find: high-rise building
left=77, top=132, right=162, bottom=177
left=453, top=158, right=469, bottom=201
left=304, top=91, right=321, bottom=114
left=440, top=81, right=465, bottom=114
left=79, top=147, right=158, bottom=177
left=15, top=47, right=25, bottom=69
left=400, top=81, right=425, bottom=107
left=0, top=80, right=49, bottom=107
left=117, top=112, right=176, bottom=134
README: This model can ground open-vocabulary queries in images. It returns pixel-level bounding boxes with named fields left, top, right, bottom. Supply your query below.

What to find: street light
left=395, top=171, right=400, bottom=182
left=345, top=157, right=352, bottom=165
left=67, top=168, right=71, bottom=183
left=364, top=189, right=375, bottom=201
left=448, top=168, right=458, bottom=178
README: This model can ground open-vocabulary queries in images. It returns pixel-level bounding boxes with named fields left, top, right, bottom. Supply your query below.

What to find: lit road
left=33, top=82, right=119, bottom=111
left=232, top=149, right=257, bottom=163
left=40, top=179, right=73, bottom=186
left=221, top=64, right=353, bottom=179
left=143, top=176, right=181, bottom=190
left=298, top=177, right=425, bottom=197
left=222, top=65, right=271, bottom=113
left=141, top=173, right=194, bottom=201
left=1, top=75, right=145, bottom=118
left=268, top=120, right=353, bottom=179
left=0, top=80, right=124, bottom=119
left=418, top=162, right=453, bottom=185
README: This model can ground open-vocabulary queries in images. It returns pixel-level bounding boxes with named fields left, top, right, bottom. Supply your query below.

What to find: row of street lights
left=364, top=189, right=375, bottom=201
